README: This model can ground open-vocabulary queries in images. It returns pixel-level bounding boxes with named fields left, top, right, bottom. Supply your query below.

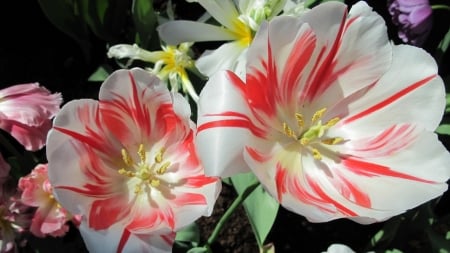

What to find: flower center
left=118, top=144, right=170, bottom=194
left=282, top=108, right=343, bottom=160
left=232, top=18, right=253, bottom=47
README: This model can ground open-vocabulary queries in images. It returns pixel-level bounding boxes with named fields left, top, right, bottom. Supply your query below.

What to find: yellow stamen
left=134, top=184, right=142, bottom=194
left=295, top=113, right=304, bottom=128
left=325, top=117, right=340, bottom=128
left=312, top=148, right=322, bottom=160
left=121, top=148, right=133, bottom=166
left=312, top=108, right=327, bottom=123
left=151, top=179, right=160, bottom=187
left=138, top=144, right=146, bottom=162
left=157, top=161, right=171, bottom=174
left=118, top=168, right=128, bottom=175
left=283, top=122, right=295, bottom=138
left=300, top=137, right=309, bottom=145
left=321, top=137, right=344, bottom=145
left=155, top=148, right=165, bottom=163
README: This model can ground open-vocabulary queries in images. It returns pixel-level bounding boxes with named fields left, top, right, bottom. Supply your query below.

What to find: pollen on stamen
left=155, top=148, right=165, bottom=163
left=321, top=137, right=344, bottom=145
left=121, top=148, right=133, bottom=166
left=312, top=108, right=327, bottom=123
left=138, top=144, right=146, bottom=162
left=157, top=161, right=171, bottom=175
left=283, top=122, right=295, bottom=138
left=325, top=117, right=340, bottom=128
left=312, top=148, right=322, bottom=160
left=151, top=179, right=160, bottom=187
left=295, top=113, right=304, bottom=128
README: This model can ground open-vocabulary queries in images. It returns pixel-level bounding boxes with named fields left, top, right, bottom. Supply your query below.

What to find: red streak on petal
left=198, top=111, right=265, bottom=137
left=117, top=229, right=131, bottom=253
left=54, top=127, right=103, bottom=151
left=275, top=164, right=287, bottom=202
left=127, top=210, right=160, bottom=232
left=55, top=185, right=108, bottom=197
left=173, top=193, right=207, bottom=207
left=128, top=72, right=151, bottom=136
left=308, top=178, right=357, bottom=216
left=282, top=29, right=316, bottom=100
left=342, top=157, right=435, bottom=183
left=338, top=175, right=371, bottom=208
left=161, top=232, right=176, bottom=246
left=343, top=75, right=436, bottom=124
left=245, top=147, right=269, bottom=163
left=89, top=197, right=129, bottom=230
left=303, top=10, right=347, bottom=101
left=184, top=176, right=218, bottom=188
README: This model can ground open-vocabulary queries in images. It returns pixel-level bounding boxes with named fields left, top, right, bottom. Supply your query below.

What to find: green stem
left=204, top=181, right=260, bottom=250
left=0, top=132, right=22, bottom=157
left=432, top=5, right=450, bottom=11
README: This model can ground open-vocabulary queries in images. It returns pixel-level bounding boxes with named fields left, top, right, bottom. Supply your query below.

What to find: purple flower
left=388, top=0, right=433, bottom=46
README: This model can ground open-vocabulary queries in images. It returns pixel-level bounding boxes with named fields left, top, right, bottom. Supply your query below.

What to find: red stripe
left=338, top=176, right=371, bottom=208
left=308, top=178, right=357, bottom=216
left=54, top=127, right=103, bottom=151
left=303, top=10, right=348, bottom=101
left=343, top=75, right=436, bottom=124
left=117, top=229, right=131, bottom=253
left=342, top=157, right=434, bottom=183
left=275, top=163, right=287, bottom=202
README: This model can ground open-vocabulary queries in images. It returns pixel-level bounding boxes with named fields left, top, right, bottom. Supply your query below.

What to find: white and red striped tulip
left=46, top=68, right=221, bottom=252
left=196, top=1, right=450, bottom=223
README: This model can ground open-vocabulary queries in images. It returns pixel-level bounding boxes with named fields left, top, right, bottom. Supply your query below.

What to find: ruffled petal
left=196, top=41, right=247, bottom=78
left=197, top=71, right=257, bottom=177
left=0, top=119, right=52, bottom=151
left=47, top=99, right=122, bottom=216
left=189, top=0, right=240, bottom=29
left=79, top=222, right=174, bottom=253
left=336, top=44, right=444, bottom=138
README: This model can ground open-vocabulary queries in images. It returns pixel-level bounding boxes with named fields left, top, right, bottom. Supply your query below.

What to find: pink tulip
left=388, top=0, right=433, bottom=46
left=18, top=164, right=79, bottom=238
left=0, top=83, right=62, bottom=151
left=46, top=68, right=221, bottom=252
left=196, top=2, right=450, bottom=223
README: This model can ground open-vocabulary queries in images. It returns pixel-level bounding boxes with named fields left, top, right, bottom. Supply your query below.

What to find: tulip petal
left=158, top=21, right=236, bottom=45
left=79, top=222, right=174, bottom=253
left=337, top=45, right=444, bottom=137
left=196, top=41, right=248, bottom=78
left=197, top=71, right=258, bottom=177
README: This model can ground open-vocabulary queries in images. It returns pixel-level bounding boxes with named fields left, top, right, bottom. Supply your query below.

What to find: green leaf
left=436, top=27, right=450, bottom=64
left=37, top=0, right=91, bottom=60
left=77, top=0, right=129, bottom=42
left=436, top=124, right=450, bottom=135
left=231, top=173, right=279, bottom=246
left=369, top=216, right=403, bottom=248
left=132, top=0, right=158, bottom=49
left=426, top=227, right=450, bottom=253
left=187, top=247, right=209, bottom=253
left=175, top=223, right=200, bottom=245
left=88, top=64, right=113, bottom=82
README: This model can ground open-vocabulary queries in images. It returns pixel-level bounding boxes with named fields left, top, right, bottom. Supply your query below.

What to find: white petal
left=194, top=0, right=240, bottom=29
left=196, top=41, right=247, bottom=78
left=46, top=100, right=106, bottom=215
left=196, top=71, right=254, bottom=177
left=158, top=21, right=235, bottom=45
left=322, top=244, right=356, bottom=253
left=79, top=222, right=173, bottom=253
left=335, top=45, right=445, bottom=138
